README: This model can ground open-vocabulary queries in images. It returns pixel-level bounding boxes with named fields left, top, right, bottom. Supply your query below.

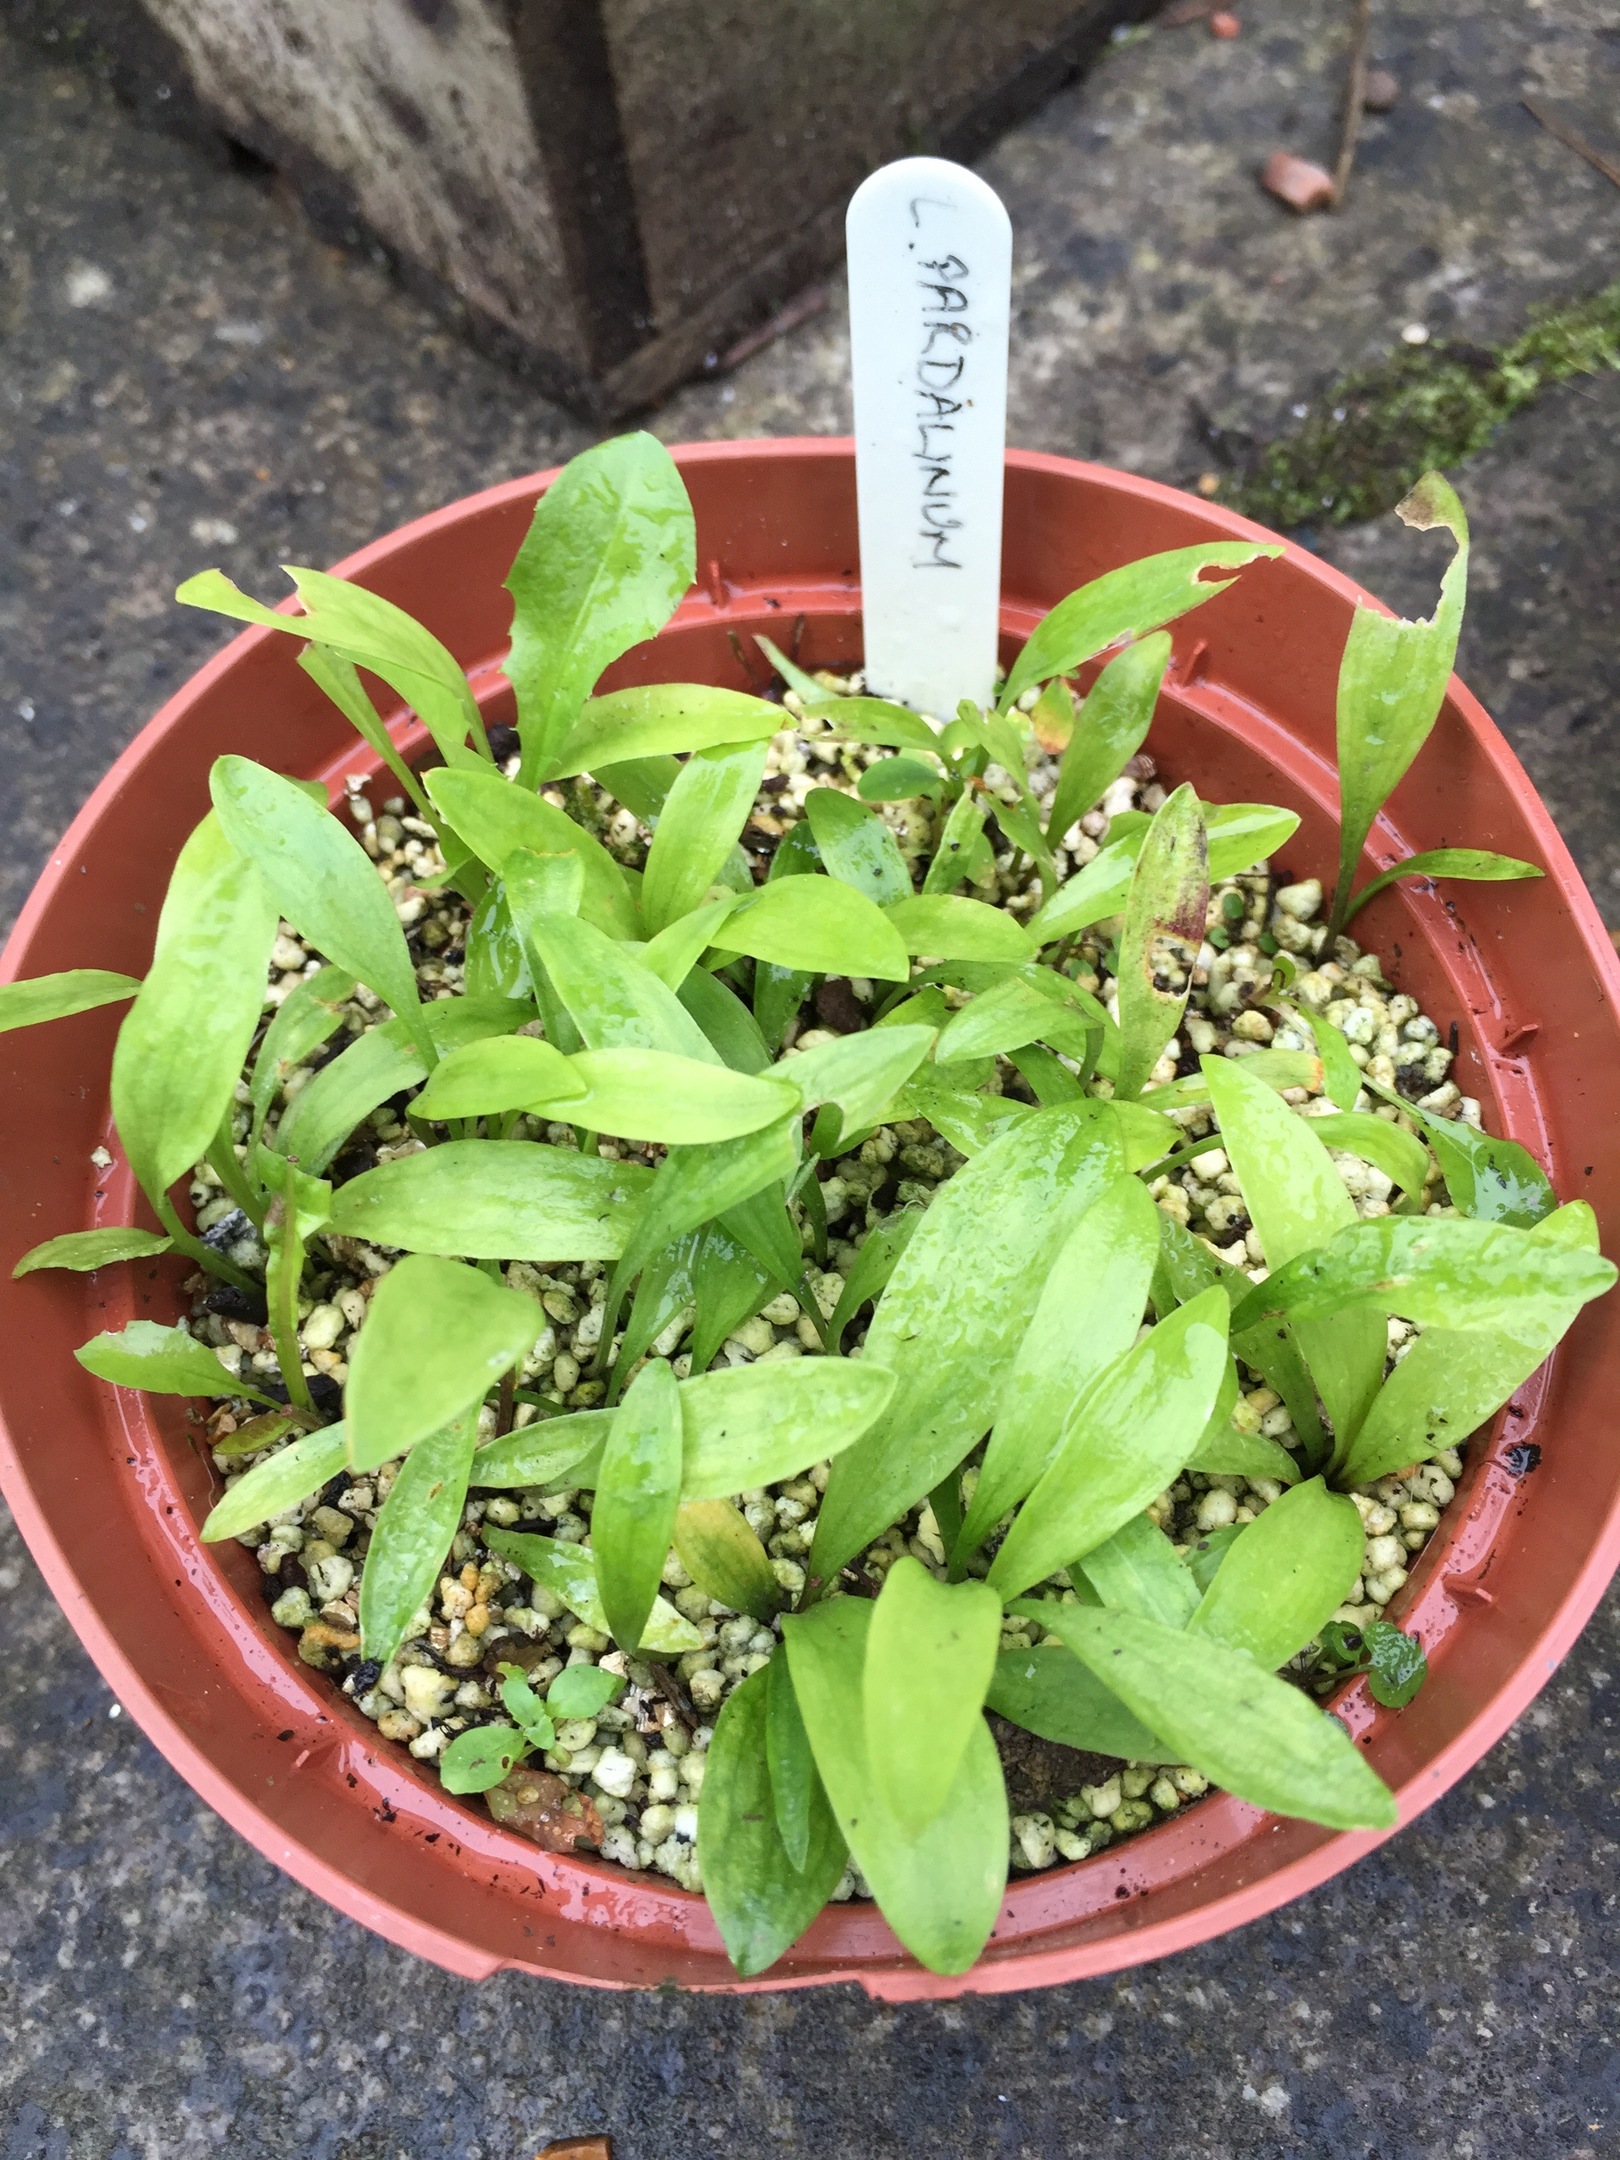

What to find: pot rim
left=5, top=439, right=1620, bottom=1997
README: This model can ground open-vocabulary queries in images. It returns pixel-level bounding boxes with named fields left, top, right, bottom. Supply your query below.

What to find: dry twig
left=1332, top=0, right=1374, bottom=208
left=1523, top=98, right=1620, bottom=193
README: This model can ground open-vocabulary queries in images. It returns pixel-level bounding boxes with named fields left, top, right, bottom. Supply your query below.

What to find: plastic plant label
left=846, top=156, right=1011, bottom=719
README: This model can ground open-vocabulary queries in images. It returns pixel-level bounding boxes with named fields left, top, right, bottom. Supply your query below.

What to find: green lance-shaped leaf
left=888, top=1072, right=1031, bottom=1160
left=814, top=703, right=945, bottom=755
left=614, top=1225, right=700, bottom=1377
left=1335, top=1199, right=1605, bottom=1488
left=411, top=1034, right=587, bottom=1123
left=509, top=878, right=720, bottom=1064
left=417, top=1039, right=791, bottom=1147
left=481, top=1528, right=702, bottom=1653
left=1185, top=1525, right=1245, bottom=1592
left=1113, top=783, right=1209, bottom=1102
left=802, top=788, right=912, bottom=907
left=200, top=1425, right=351, bottom=1541
left=1029, top=801, right=1300, bottom=946
left=1388, top=1094, right=1555, bottom=1227
left=883, top=895, right=1036, bottom=964
left=678, top=960, right=771, bottom=1073
left=708, top=876, right=911, bottom=984
left=673, top=1499, right=782, bottom=1626
left=14, top=1227, right=173, bottom=1278
left=857, top=754, right=947, bottom=802
left=954, top=1171, right=1161, bottom=1569
left=505, top=432, right=696, bottom=784
left=1202, top=1052, right=1386, bottom=1448
left=810, top=1102, right=1124, bottom=1586
left=1231, top=1214, right=1616, bottom=1338
left=261, top=1152, right=330, bottom=1416
left=751, top=632, right=840, bottom=709
left=698, top=1664, right=847, bottom=1979
left=1188, top=1398, right=1302, bottom=1486
left=358, top=1400, right=481, bottom=1664
left=178, top=565, right=487, bottom=770
left=752, top=821, right=819, bottom=1051
left=110, top=812, right=277, bottom=1211
left=425, top=767, right=638, bottom=939
left=464, top=883, right=538, bottom=1007
left=1112, top=1099, right=1179, bottom=1170
left=863, top=1557, right=1002, bottom=1837
left=824, top=1206, right=925, bottom=1353
left=999, top=540, right=1283, bottom=713
left=473, top=1355, right=896, bottom=1500
left=1143, top=1047, right=1324, bottom=1115
left=1343, top=847, right=1543, bottom=924
left=641, top=894, right=744, bottom=993
left=934, top=968, right=1108, bottom=1067
left=600, top=1114, right=799, bottom=1351
left=1029, top=1603, right=1397, bottom=1830
left=1076, top=1513, right=1202, bottom=1630
left=1330, top=473, right=1469, bottom=939
left=327, top=1139, right=649, bottom=1263
left=272, top=997, right=532, bottom=1173
left=249, top=965, right=357, bottom=1147
left=988, top=1286, right=1230, bottom=1601
left=722, top=1178, right=802, bottom=1293
left=676, top=1358, right=894, bottom=1498
left=1291, top=1005, right=1366, bottom=1114
left=687, top=1221, right=777, bottom=1373
left=765, top=1651, right=819, bottom=1869
left=593, top=1359, right=684, bottom=1653
left=986, top=1641, right=1174, bottom=1762
left=209, top=757, right=432, bottom=1063
left=1186, top=1477, right=1364, bottom=1672
left=640, top=739, right=770, bottom=936
left=561, top=1049, right=798, bottom=1146
left=298, top=646, right=435, bottom=826
left=920, top=790, right=989, bottom=898
left=0, top=970, right=139, bottom=1034
left=784, top=1596, right=1008, bottom=1976
left=1045, top=632, right=1171, bottom=846
left=551, top=684, right=782, bottom=781
left=1156, top=1214, right=1326, bottom=1467
left=344, top=1254, right=541, bottom=1471
left=77, top=1319, right=278, bottom=1403
left=783, top=1025, right=936, bottom=1152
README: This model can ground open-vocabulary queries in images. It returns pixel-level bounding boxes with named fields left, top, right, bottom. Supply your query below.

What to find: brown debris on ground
left=485, top=1768, right=604, bottom=1853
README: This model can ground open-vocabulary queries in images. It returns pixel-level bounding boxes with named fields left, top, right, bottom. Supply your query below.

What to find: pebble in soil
left=194, top=691, right=1478, bottom=1893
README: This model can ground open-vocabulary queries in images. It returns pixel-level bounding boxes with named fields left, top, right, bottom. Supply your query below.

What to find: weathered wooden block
left=64, top=0, right=1159, bottom=413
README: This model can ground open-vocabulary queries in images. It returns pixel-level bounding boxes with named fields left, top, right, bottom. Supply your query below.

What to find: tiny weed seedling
left=4, top=434, right=1607, bottom=1980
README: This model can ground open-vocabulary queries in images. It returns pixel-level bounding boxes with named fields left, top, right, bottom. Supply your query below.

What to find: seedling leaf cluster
left=5, top=435, right=1606, bottom=1980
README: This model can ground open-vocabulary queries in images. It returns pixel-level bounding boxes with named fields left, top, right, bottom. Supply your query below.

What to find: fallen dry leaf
left=486, top=1766, right=604, bottom=1853
left=536, top=2142, right=612, bottom=2160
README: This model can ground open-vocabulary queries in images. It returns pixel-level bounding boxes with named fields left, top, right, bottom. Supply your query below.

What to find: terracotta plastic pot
left=4, top=441, right=1619, bottom=1998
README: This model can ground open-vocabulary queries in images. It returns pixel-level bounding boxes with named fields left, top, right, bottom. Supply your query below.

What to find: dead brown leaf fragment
left=486, top=1766, right=604, bottom=1852
left=536, top=2141, right=612, bottom=2160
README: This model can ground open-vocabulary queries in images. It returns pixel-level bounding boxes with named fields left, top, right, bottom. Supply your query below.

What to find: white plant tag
left=846, top=156, right=1012, bottom=718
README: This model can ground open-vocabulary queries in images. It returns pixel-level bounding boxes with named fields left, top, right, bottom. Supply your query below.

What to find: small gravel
left=192, top=694, right=1479, bottom=1890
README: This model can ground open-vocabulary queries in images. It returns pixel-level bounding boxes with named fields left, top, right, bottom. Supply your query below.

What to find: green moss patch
left=1222, top=282, right=1620, bottom=532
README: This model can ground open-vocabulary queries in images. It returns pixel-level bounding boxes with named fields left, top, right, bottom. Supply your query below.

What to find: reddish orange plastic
left=3, top=442, right=1618, bottom=1997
